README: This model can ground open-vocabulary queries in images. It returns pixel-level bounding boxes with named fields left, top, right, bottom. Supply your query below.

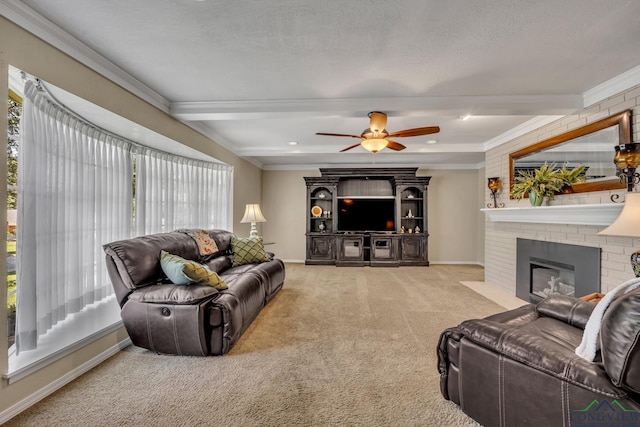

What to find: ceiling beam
left=170, top=95, right=583, bottom=121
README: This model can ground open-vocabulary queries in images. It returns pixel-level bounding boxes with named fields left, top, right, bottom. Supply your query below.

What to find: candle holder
left=611, top=143, right=640, bottom=202
left=487, top=177, right=504, bottom=208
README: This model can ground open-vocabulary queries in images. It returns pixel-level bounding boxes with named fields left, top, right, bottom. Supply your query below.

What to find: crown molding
left=583, top=65, right=640, bottom=107
left=180, top=121, right=264, bottom=170
left=261, top=161, right=485, bottom=171
left=0, top=0, right=170, bottom=112
left=482, top=115, right=564, bottom=151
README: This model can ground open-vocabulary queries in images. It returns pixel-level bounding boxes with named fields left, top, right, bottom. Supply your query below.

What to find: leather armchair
left=438, top=292, right=640, bottom=426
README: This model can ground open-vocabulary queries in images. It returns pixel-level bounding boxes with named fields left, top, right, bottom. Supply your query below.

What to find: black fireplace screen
left=530, top=257, right=575, bottom=299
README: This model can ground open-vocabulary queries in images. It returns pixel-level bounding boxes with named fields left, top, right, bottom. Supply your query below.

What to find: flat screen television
left=337, top=198, right=395, bottom=232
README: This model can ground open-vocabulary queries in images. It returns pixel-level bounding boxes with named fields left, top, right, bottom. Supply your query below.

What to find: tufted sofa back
left=600, top=288, right=640, bottom=393
left=103, top=229, right=235, bottom=305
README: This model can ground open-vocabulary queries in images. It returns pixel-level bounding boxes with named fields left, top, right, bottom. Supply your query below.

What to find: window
left=7, top=68, right=232, bottom=373
left=7, top=89, right=21, bottom=349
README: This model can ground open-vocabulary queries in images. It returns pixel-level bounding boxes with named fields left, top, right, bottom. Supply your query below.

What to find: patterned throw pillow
left=160, top=250, right=227, bottom=290
left=188, top=230, right=219, bottom=256
left=231, top=237, right=270, bottom=267
left=182, top=261, right=227, bottom=290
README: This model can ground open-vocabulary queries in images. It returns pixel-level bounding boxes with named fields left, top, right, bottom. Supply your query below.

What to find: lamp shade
left=598, top=193, right=640, bottom=237
left=240, top=204, right=267, bottom=223
left=361, top=138, right=389, bottom=153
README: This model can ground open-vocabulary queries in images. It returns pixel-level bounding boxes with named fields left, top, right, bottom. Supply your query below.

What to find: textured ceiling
left=12, top=0, right=640, bottom=169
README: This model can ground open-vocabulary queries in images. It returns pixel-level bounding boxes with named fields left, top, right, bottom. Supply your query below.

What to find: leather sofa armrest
left=128, top=283, right=218, bottom=305
left=459, top=318, right=623, bottom=396
left=535, top=294, right=595, bottom=330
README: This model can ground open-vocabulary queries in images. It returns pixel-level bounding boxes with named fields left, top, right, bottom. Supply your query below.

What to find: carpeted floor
left=6, top=264, right=505, bottom=426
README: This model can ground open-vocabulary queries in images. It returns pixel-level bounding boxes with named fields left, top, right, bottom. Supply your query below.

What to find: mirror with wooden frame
left=509, top=110, right=632, bottom=197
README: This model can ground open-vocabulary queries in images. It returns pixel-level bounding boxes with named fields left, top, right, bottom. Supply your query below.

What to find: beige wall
left=262, top=168, right=484, bottom=264
left=484, top=83, right=640, bottom=295
left=262, top=170, right=316, bottom=261
left=0, top=17, right=262, bottom=413
left=422, top=169, right=484, bottom=263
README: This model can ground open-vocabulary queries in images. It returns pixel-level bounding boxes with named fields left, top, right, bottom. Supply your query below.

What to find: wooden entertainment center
left=304, top=168, right=430, bottom=266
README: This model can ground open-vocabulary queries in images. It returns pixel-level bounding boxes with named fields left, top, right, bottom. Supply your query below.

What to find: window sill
left=5, top=296, right=124, bottom=384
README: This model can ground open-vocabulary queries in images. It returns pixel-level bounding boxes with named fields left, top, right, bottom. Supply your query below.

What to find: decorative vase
left=528, top=191, right=544, bottom=206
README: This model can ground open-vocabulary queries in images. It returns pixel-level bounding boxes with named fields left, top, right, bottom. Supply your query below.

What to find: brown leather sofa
left=438, top=292, right=640, bottom=426
left=103, top=229, right=285, bottom=356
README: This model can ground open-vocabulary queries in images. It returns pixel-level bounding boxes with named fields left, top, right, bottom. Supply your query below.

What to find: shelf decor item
left=610, top=143, right=640, bottom=202
left=557, top=163, right=587, bottom=193
left=487, top=177, right=505, bottom=208
left=311, top=205, right=323, bottom=217
left=510, top=162, right=563, bottom=206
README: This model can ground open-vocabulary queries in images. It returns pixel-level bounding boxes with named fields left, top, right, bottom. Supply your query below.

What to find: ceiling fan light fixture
left=361, top=128, right=389, bottom=139
left=361, top=138, right=388, bottom=153
left=368, top=111, right=388, bottom=133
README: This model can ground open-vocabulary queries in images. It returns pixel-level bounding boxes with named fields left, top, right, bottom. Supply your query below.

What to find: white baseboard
left=429, top=261, right=485, bottom=266
left=285, top=260, right=485, bottom=266
left=0, top=338, right=131, bottom=424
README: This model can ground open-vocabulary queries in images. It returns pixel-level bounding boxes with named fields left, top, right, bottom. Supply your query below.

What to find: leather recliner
left=103, top=229, right=285, bottom=356
left=438, top=291, right=640, bottom=426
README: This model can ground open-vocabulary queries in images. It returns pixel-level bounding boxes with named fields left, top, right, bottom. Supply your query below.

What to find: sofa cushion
left=103, top=232, right=199, bottom=289
left=536, top=294, right=595, bottom=329
left=160, top=251, right=227, bottom=290
left=600, top=289, right=640, bottom=393
left=231, top=237, right=270, bottom=267
left=128, top=283, right=218, bottom=305
left=205, top=255, right=233, bottom=274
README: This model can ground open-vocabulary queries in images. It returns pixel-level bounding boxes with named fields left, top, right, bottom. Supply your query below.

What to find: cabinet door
left=308, top=235, right=334, bottom=260
left=401, top=235, right=425, bottom=260
left=371, top=236, right=396, bottom=260
left=339, top=236, right=364, bottom=261
left=335, top=235, right=366, bottom=266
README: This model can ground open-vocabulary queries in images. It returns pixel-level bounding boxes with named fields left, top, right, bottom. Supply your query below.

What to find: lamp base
left=632, top=250, right=640, bottom=277
left=249, top=222, right=259, bottom=238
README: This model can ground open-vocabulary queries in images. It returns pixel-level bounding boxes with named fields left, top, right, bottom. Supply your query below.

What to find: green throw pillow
left=182, top=261, right=227, bottom=290
left=231, top=237, right=270, bottom=267
left=160, top=250, right=227, bottom=290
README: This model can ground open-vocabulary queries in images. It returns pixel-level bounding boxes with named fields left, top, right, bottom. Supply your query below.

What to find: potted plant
left=510, top=162, right=564, bottom=206
left=557, top=163, right=587, bottom=193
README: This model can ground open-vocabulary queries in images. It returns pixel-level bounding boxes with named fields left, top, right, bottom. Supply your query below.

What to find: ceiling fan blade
left=388, top=126, right=440, bottom=138
left=316, top=132, right=362, bottom=139
left=340, top=142, right=364, bottom=152
left=386, top=141, right=406, bottom=151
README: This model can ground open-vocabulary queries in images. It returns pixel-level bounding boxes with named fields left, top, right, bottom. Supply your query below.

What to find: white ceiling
left=6, top=0, right=640, bottom=169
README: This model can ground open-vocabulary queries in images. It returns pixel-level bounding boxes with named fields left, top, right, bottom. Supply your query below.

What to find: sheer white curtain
left=16, top=81, right=134, bottom=353
left=135, top=148, right=232, bottom=235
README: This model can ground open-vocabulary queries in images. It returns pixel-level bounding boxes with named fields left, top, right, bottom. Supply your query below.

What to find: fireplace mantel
left=481, top=204, right=622, bottom=226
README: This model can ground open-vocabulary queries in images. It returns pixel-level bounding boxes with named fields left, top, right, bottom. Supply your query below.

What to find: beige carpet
left=6, top=264, right=505, bottom=427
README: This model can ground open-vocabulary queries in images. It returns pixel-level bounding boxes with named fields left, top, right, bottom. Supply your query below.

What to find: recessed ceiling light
left=461, top=114, right=472, bottom=121
left=426, top=140, right=437, bottom=144
left=288, top=141, right=298, bottom=146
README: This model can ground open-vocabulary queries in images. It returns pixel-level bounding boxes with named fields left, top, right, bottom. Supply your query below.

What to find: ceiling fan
left=316, top=111, right=440, bottom=153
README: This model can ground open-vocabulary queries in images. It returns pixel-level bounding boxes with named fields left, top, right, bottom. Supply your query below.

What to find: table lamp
left=240, top=204, right=267, bottom=238
left=599, top=192, right=640, bottom=277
